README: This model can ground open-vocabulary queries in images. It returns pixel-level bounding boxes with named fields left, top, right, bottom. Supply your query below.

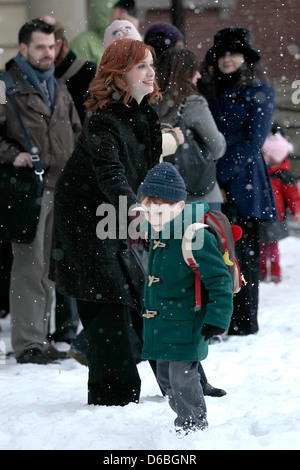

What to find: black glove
left=201, top=324, right=226, bottom=341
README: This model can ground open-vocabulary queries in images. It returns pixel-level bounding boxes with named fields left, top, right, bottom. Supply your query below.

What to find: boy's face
left=141, top=199, right=185, bottom=232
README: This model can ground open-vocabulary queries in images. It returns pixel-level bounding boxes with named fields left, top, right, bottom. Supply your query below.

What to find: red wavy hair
left=85, top=39, right=161, bottom=113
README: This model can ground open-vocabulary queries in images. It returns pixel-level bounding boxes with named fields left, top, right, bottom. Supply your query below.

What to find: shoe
left=16, top=345, right=68, bottom=364
left=271, top=262, right=281, bottom=282
left=16, top=348, right=59, bottom=364
left=175, top=419, right=208, bottom=437
left=0, top=309, right=9, bottom=319
left=203, top=382, right=227, bottom=397
left=43, top=344, right=69, bottom=360
left=68, top=347, right=88, bottom=366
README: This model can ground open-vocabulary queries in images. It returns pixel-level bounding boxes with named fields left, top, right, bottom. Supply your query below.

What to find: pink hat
left=104, top=20, right=141, bottom=49
left=262, top=133, right=294, bottom=163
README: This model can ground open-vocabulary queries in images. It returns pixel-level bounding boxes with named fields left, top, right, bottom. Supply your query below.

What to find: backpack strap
left=182, top=222, right=207, bottom=310
left=204, top=212, right=234, bottom=266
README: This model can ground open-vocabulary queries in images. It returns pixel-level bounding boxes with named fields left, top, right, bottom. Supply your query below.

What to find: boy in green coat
left=137, top=162, right=233, bottom=434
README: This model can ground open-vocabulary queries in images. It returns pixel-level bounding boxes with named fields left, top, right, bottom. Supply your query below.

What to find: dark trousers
left=76, top=300, right=141, bottom=406
left=228, top=217, right=260, bottom=335
left=53, top=291, right=79, bottom=343
left=157, top=361, right=208, bottom=430
left=0, top=242, right=12, bottom=314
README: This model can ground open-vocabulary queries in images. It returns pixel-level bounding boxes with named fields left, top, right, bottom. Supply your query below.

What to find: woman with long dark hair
left=50, top=39, right=162, bottom=406
left=199, top=27, right=277, bottom=335
left=156, top=47, right=228, bottom=398
left=156, top=47, right=226, bottom=210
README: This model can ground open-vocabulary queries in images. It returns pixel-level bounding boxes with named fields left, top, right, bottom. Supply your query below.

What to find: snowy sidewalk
left=0, top=237, right=300, bottom=450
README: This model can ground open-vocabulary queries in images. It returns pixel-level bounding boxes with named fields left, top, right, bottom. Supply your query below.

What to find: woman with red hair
left=50, top=39, right=162, bottom=406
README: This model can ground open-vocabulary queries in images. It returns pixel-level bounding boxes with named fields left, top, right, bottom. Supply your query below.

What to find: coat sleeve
left=282, top=182, right=300, bottom=215
left=194, top=230, right=233, bottom=330
left=184, top=96, right=227, bottom=160
left=160, top=131, right=178, bottom=158
left=0, top=104, right=23, bottom=164
left=218, top=83, right=276, bottom=183
left=86, top=117, right=138, bottom=211
left=66, top=91, right=82, bottom=142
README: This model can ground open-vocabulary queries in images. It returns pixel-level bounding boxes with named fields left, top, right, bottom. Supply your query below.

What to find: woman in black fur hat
left=199, top=27, right=277, bottom=336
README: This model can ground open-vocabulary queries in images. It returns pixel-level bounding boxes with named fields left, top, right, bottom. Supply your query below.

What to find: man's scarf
left=14, top=52, right=56, bottom=109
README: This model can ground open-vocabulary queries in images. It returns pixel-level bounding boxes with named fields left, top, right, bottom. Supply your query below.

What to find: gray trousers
left=10, top=189, right=54, bottom=356
left=157, top=360, right=208, bottom=430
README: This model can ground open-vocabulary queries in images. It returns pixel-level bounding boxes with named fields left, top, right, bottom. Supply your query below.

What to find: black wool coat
left=54, top=50, right=97, bottom=124
left=49, top=98, right=162, bottom=306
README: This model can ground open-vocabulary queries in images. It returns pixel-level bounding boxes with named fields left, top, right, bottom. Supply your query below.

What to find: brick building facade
left=140, top=0, right=300, bottom=84
left=139, top=0, right=300, bottom=168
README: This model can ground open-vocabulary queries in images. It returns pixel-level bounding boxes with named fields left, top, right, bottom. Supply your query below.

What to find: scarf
left=216, top=68, right=242, bottom=95
left=14, top=52, right=56, bottom=109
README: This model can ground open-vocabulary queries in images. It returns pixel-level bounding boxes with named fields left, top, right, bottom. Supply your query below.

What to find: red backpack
left=181, top=210, right=246, bottom=309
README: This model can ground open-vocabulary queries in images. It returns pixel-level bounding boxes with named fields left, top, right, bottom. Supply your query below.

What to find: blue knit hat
left=137, top=162, right=187, bottom=202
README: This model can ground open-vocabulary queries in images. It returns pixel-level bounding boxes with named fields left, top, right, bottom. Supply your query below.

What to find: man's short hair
left=18, top=18, right=55, bottom=45
left=114, top=1, right=136, bottom=16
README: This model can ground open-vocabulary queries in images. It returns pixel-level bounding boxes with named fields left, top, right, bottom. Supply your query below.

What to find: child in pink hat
left=260, top=130, right=300, bottom=282
left=104, top=19, right=141, bottom=49
left=262, top=132, right=294, bottom=164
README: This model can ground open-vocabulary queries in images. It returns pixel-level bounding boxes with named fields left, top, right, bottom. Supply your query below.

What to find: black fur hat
left=205, top=27, right=261, bottom=65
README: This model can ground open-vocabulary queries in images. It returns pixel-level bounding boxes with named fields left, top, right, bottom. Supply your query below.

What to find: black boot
left=198, top=362, right=227, bottom=398
left=202, top=382, right=227, bottom=397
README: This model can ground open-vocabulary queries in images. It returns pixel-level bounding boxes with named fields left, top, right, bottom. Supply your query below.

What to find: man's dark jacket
left=54, top=50, right=97, bottom=123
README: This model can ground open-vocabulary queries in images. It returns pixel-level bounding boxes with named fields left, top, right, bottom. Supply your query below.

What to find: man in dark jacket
left=0, top=19, right=81, bottom=363
left=43, top=16, right=97, bottom=124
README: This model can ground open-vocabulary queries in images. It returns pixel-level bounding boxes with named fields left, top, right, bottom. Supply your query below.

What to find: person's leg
left=0, top=241, right=12, bottom=316
left=52, top=291, right=79, bottom=343
left=229, top=217, right=260, bottom=335
left=158, top=360, right=208, bottom=432
left=270, top=241, right=281, bottom=282
left=260, top=243, right=268, bottom=280
left=77, top=300, right=141, bottom=406
left=10, top=189, right=55, bottom=357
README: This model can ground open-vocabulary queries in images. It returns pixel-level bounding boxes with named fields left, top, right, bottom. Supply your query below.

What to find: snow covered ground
left=1, top=236, right=300, bottom=451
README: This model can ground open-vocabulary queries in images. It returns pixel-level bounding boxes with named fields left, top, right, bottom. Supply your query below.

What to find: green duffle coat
left=142, top=201, right=233, bottom=362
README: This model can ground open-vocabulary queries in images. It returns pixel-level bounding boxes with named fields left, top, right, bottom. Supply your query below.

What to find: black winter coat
left=54, top=50, right=97, bottom=124
left=49, top=98, right=162, bottom=306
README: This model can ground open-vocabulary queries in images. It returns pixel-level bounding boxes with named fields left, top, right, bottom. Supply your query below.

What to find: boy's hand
left=201, top=324, right=225, bottom=341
